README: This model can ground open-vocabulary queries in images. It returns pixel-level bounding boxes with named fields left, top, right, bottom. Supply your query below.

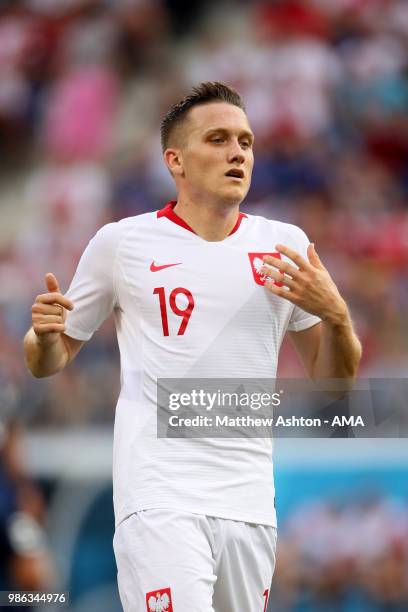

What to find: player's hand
left=31, top=273, right=74, bottom=345
left=261, top=244, right=348, bottom=325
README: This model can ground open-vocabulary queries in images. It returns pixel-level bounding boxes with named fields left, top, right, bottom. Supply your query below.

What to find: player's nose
left=227, top=149, right=245, bottom=165
left=227, top=139, right=245, bottom=165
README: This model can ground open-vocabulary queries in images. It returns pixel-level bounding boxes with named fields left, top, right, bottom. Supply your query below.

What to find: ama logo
left=146, top=587, right=173, bottom=612
left=248, top=252, right=282, bottom=286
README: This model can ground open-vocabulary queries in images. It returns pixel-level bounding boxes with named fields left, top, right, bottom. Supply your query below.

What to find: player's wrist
left=33, top=328, right=60, bottom=349
left=321, top=300, right=350, bottom=328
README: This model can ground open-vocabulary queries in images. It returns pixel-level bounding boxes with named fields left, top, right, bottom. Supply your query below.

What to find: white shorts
left=113, top=509, right=277, bottom=612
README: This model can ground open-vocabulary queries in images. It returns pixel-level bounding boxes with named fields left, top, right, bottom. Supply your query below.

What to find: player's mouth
left=225, top=168, right=244, bottom=181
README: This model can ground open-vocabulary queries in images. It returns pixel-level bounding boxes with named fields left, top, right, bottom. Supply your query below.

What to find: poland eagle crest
left=248, top=252, right=282, bottom=286
left=146, top=587, right=173, bottom=612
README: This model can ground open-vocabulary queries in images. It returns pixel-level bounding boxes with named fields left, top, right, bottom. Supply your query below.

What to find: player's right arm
left=25, top=222, right=121, bottom=378
left=24, top=273, right=84, bottom=378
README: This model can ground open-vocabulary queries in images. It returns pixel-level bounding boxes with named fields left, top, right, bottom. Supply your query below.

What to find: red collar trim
left=157, top=200, right=247, bottom=237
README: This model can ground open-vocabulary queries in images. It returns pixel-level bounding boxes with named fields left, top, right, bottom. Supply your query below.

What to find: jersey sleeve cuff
left=287, top=316, right=321, bottom=332
left=64, top=325, right=93, bottom=341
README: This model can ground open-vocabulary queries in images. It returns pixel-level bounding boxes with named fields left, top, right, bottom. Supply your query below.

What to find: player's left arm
left=262, top=243, right=362, bottom=381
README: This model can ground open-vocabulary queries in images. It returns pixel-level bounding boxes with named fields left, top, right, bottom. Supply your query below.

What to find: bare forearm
left=312, top=313, right=362, bottom=381
left=23, top=328, right=69, bottom=378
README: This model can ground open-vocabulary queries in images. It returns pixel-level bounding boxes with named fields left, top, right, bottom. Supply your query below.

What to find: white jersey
left=64, top=201, right=320, bottom=527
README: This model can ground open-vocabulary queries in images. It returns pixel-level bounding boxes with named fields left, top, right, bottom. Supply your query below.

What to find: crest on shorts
left=248, top=252, right=282, bottom=286
left=146, top=587, right=173, bottom=612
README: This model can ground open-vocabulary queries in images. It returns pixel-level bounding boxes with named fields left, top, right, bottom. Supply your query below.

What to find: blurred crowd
left=0, top=419, right=54, bottom=603
left=271, top=490, right=408, bottom=611
left=0, top=1, right=407, bottom=608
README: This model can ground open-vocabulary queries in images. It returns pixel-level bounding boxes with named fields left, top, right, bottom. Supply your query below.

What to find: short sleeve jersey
left=64, top=201, right=320, bottom=527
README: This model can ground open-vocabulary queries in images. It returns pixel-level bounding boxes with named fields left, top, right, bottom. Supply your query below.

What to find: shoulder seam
left=113, top=219, right=142, bottom=302
left=113, top=222, right=127, bottom=307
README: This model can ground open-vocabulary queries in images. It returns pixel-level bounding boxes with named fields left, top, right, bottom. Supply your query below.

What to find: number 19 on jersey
left=153, top=287, right=195, bottom=336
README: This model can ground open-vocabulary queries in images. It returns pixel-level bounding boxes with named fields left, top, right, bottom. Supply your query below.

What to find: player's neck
left=173, top=198, right=241, bottom=242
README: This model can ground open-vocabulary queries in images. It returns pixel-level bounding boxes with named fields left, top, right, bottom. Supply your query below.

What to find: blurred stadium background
left=0, top=0, right=407, bottom=610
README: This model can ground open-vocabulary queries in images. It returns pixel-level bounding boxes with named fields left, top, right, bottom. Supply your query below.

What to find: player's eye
left=211, top=137, right=224, bottom=143
left=240, top=140, right=251, bottom=149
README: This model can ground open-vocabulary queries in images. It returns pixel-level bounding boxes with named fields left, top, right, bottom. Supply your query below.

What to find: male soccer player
left=24, top=82, right=361, bottom=612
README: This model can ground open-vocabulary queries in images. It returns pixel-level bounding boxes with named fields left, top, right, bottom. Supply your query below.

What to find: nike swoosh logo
left=150, top=261, right=182, bottom=272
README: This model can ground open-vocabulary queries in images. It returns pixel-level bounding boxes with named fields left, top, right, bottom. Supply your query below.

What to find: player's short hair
left=160, top=82, right=246, bottom=151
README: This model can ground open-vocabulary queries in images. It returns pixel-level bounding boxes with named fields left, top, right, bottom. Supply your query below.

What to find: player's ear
left=163, top=148, right=184, bottom=178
